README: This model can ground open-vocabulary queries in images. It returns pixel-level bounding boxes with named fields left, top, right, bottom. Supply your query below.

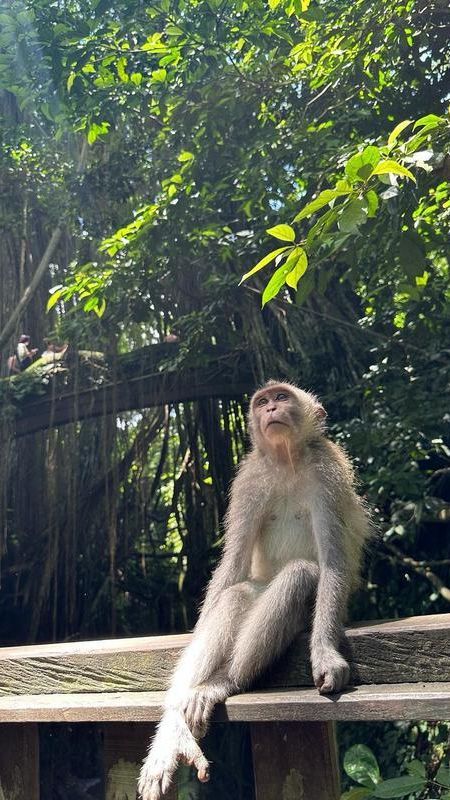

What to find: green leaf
left=372, top=776, right=426, bottom=798
left=306, top=207, right=339, bottom=248
left=46, top=287, right=65, bottom=311
left=364, top=190, right=379, bottom=218
left=343, top=745, right=380, bottom=789
left=87, top=121, right=110, bottom=145
left=116, top=56, right=129, bottom=82
left=345, top=146, right=381, bottom=182
left=130, top=72, right=143, bottom=85
left=178, top=151, right=194, bottom=163
left=436, top=765, right=450, bottom=787
left=67, top=71, right=76, bottom=92
left=94, top=297, right=107, bottom=317
left=261, top=260, right=293, bottom=306
left=413, top=113, right=445, bottom=130
left=266, top=224, right=296, bottom=242
left=372, top=160, right=416, bottom=182
left=405, top=760, right=426, bottom=778
left=285, top=248, right=308, bottom=289
left=239, top=246, right=292, bottom=284
left=83, top=296, right=99, bottom=312
left=340, top=789, right=373, bottom=800
left=387, top=119, right=413, bottom=146
left=294, top=188, right=350, bottom=222
left=338, top=199, right=368, bottom=233
left=151, top=68, right=167, bottom=83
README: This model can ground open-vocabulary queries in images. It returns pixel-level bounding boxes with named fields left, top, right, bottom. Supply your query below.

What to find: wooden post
left=103, top=723, right=177, bottom=800
left=250, top=720, right=339, bottom=800
left=0, top=723, right=39, bottom=800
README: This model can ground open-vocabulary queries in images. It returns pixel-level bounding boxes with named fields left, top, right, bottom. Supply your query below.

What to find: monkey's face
left=251, top=385, right=300, bottom=443
left=249, top=382, right=327, bottom=456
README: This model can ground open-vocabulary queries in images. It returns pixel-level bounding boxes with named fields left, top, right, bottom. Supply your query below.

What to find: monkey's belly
left=250, top=504, right=318, bottom=582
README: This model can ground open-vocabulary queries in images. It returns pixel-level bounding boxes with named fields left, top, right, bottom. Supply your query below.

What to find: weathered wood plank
left=0, top=614, right=448, bottom=695
left=13, top=343, right=254, bottom=436
left=0, top=724, right=39, bottom=799
left=251, top=721, right=340, bottom=800
left=0, top=683, right=448, bottom=723
left=104, top=723, right=177, bottom=800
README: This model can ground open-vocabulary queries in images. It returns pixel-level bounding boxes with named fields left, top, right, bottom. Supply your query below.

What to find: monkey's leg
left=167, top=580, right=261, bottom=710
left=138, top=709, right=210, bottom=800
left=179, top=581, right=264, bottom=737
left=184, top=561, right=319, bottom=738
left=139, top=581, right=262, bottom=797
left=228, top=559, right=319, bottom=689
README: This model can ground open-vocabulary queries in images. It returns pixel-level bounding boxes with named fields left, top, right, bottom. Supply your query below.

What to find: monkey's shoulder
left=228, top=452, right=273, bottom=504
left=307, top=437, right=357, bottom=488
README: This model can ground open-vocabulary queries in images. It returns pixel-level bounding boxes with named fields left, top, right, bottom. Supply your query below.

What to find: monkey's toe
left=312, top=649, right=350, bottom=694
left=315, top=661, right=350, bottom=694
left=138, top=745, right=176, bottom=800
left=137, top=772, right=165, bottom=800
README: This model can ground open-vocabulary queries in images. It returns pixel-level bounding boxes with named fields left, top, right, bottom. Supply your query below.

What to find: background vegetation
left=0, top=0, right=448, bottom=797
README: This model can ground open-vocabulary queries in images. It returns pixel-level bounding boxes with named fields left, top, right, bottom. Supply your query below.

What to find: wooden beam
left=0, top=683, right=448, bottom=723
left=11, top=344, right=255, bottom=436
left=251, top=721, right=340, bottom=800
left=0, top=724, right=39, bottom=799
left=0, top=614, right=448, bottom=695
left=15, top=375, right=253, bottom=436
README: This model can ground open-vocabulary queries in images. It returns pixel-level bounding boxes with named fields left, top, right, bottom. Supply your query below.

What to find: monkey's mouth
left=266, top=419, right=288, bottom=428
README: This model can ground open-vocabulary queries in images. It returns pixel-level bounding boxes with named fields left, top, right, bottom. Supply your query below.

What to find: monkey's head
left=248, top=380, right=326, bottom=458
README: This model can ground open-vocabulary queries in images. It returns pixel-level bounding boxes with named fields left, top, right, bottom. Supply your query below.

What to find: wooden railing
left=0, top=613, right=449, bottom=799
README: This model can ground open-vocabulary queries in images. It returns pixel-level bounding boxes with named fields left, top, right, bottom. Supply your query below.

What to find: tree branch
left=0, top=138, right=88, bottom=352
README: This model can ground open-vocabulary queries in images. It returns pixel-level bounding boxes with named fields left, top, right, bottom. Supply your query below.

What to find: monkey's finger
left=137, top=776, right=164, bottom=800
left=160, top=769, right=175, bottom=796
left=196, top=757, right=210, bottom=783
left=192, top=696, right=208, bottom=732
left=185, top=740, right=210, bottom=783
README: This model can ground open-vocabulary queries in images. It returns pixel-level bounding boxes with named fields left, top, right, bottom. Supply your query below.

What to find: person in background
left=41, top=340, right=68, bottom=361
left=16, top=334, right=38, bottom=371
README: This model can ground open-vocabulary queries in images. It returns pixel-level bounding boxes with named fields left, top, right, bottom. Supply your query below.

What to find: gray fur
left=138, top=381, right=370, bottom=799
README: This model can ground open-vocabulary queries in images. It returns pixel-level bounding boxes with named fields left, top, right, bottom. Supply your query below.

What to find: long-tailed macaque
left=138, top=381, right=370, bottom=800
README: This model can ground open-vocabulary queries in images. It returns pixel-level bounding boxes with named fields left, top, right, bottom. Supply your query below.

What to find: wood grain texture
left=251, top=721, right=339, bottom=800
left=0, top=724, right=39, bottom=799
left=104, top=723, right=177, bottom=800
left=0, top=614, right=448, bottom=696
left=0, top=684, right=448, bottom=723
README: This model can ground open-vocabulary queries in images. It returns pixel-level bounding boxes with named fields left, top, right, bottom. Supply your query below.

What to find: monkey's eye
left=256, top=397, right=268, bottom=406
left=276, top=392, right=289, bottom=401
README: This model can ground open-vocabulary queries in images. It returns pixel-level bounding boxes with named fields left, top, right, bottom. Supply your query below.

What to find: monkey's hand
left=311, top=646, right=350, bottom=694
left=138, top=710, right=209, bottom=800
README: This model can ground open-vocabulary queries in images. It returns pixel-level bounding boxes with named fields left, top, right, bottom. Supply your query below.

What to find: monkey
left=138, top=380, right=370, bottom=800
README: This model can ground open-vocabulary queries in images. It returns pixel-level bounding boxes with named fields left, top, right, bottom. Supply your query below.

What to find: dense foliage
left=0, top=0, right=449, bottom=797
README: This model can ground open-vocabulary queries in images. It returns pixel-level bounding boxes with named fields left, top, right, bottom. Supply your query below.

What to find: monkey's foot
left=311, top=646, right=350, bottom=694
left=183, top=680, right=232, bottom=739
left=138, top=712, right=209, bottom=800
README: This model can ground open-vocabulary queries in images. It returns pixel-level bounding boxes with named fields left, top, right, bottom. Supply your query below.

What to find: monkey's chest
left=250, top=497, right=317, bottom=581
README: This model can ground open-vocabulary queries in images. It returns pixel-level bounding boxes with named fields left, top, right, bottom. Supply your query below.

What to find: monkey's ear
left=315, top=404, right=327, bottom=420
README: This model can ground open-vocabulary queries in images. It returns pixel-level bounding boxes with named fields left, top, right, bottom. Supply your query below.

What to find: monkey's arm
left=310, top=498, right=351, bottom=694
